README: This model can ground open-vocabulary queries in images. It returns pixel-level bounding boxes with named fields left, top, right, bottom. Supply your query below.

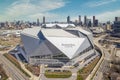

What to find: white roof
left=78, top=28, right=91, bottom=35
left=45, top=23, right=56, bottom=27
left=45, top=23, right=75, bottom=28
left=46, top=37, right=85, bottom=59
left=67, top=27, right=91, bottom=35
left=21, top=26, right=92, bottom=59
left=41, top=29, right=77, bottom=38
left=57, top=24, right=75, bottom=28
left=21, top=27, right=41, bottom=38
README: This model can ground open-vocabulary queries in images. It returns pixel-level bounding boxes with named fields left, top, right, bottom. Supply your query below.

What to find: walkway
left=39, top=64, right=77, bottom=80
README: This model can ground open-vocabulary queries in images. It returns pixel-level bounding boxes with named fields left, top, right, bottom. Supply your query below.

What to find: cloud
left=87, top=0, right=117, bottom=7
left=96, top=10, right=120, bottom=22
left=3, top=0, right=67, bottom=21
left=72, top=9, right=120, bottom=23
left=29, top=13, right=60, bottom=22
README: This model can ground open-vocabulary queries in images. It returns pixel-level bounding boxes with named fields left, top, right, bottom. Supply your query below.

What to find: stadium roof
left=67, top=27, right=91, bottom=35
left=44, top=23, right=75, bottom=28
left=21, top=27, right=41, bottom=38
left=46, top=37, right=85, bottom=59
left=41, top=29, right=77, bottom=38
left=21, top=26, right=92, bottom=59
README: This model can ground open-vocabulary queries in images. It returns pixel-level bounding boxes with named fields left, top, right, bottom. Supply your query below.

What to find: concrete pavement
left=39, top=64, right=77, bottom=80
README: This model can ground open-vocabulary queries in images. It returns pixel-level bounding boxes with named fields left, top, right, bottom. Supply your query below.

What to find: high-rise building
left=93, top=16, right=95, bottom=27
left=79, top=15, right=81, bottom=23
left=94, top=20, right=98, bottom=27
left=112, top=17, right=120, bottom=37
left=67, top=16, right=70, bottom=23
left=86, top=19, right=91, bottom=27
left=78, top=15, right=82, bottom=25
left=84, top=16, right=87, bottom=26
left=0, top=23, right=5, bottom=27
left=37, top=18, right=39, bottom=26
left=115, top=17, right=120, bottom=21
left=43, top=16, right=45, bottom=24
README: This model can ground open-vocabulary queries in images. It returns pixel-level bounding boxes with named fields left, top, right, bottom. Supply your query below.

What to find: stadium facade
left=21, top=24, right=98, bottom=66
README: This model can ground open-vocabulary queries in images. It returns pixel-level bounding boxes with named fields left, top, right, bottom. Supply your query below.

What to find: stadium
left=20, top=24, right=99, bottom=67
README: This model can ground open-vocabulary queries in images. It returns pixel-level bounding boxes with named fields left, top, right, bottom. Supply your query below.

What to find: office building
left=94, top=19, right=98, bottom=27
left=86, top=19, right=91, bottom=27
left=112, top=17, right=120, bottom=37
left=79, top=15, right=81, bottom=23
left=43, top=16, right=45, bottom=24
left=67, top=16, right=70, bottom=23
left=93, top=16, right=95, bottom=27
left=37, top=18, right=39, bottom=26
left=84, top=16, right=87, bottom=26
left=93, top=16, right=99, bottom=27
left=78, top=15, right=82, bottom=25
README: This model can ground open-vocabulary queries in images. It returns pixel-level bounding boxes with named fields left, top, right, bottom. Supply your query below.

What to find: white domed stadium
left=20, top=24, right=99, bottom=67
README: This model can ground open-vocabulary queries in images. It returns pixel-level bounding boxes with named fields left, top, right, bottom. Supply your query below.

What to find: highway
left=92, top=34, right=112, bottom=80
left=86, top=34, right=111, bottom=80
left=0, top=54, right=29, bottom=80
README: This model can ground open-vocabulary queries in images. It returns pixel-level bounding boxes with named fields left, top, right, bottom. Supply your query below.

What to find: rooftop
left=41, top=28, right=77, bottom=38
left=44, top=23, right=75, bottom=28
left=21, top=26, right=92, bottom=39
left=67, top=27, right=91, bottom=35
left=21, top=27, right=41, bottom=38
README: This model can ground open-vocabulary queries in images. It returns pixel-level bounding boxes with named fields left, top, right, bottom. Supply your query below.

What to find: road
left=0, top=54, right=29, bottom=80
left=92, top=34, right=112, bottom=80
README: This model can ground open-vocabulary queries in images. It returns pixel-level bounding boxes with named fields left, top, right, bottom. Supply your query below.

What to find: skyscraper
left=84, top=16, right=87, bottom=26
left=110, top=17, right=120, bottom=37
left=67, top=16, right=70, bottom=23
left=78, top=15, right=82, bottom=25
left=93, top=16, right=95, bottom=27
left=37, top=18, right=39, bottom=26
left=113, top=17, right=120, bottom=34
left=95, top=20, right=98, bottom=27
left=79, top=15, right=81, bottom=23
left=43, top=16, right=45, bottom=24
left=86, top=19, right=91, bottom=27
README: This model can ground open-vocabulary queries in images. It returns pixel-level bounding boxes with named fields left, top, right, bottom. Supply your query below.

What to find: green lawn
left=76, top=57, right=100, bottom=80
left=76, top=74, right=83, bottom=80
left=45, top=70, right=72, bottom=78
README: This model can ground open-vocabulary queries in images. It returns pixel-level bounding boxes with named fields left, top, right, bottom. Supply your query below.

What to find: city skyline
left=0, top=0, right=120, bottom=22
